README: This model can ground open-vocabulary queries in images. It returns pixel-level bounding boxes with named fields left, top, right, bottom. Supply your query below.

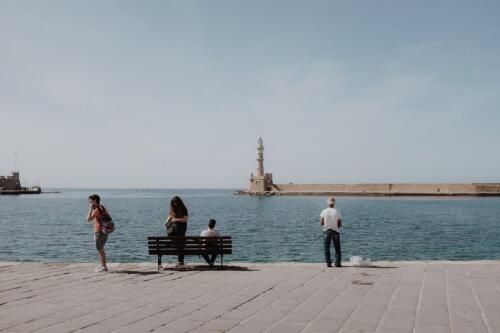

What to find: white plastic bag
left=350, top=256, right=371, bottom=266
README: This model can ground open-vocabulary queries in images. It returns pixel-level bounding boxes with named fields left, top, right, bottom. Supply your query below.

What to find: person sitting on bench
left=200, top=219, right=220, bottom=267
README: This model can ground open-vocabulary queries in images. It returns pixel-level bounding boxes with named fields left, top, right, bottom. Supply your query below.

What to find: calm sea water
left=1, top=189, right=499, bottom=264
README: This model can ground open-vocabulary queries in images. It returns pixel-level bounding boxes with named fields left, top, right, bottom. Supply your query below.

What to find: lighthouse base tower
left=249, top=173, right=273, bottom=193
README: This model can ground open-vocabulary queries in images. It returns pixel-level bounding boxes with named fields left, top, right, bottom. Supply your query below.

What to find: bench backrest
left=148, top=236, right=232, bottom=255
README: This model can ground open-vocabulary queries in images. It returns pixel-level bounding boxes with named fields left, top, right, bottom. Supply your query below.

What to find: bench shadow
left=111, top=270, right=162, bottom=275
left=162, top=265, right=256, bottom=272
left=348, top=265, right=399, bottom=269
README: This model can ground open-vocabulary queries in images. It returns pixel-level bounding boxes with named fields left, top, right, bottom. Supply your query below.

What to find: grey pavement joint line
left=227, top=264, right=324, bottom=329
left=78, top=306, right=172, bottom=332
left=229, top=284, right=277, bottom=312
left=334, top=268, right=385, bottom=333
left=164, top=271, right=202, bottom=282
left=263, top=267, right=345, bottom=332
left=296, top=268, right=351, bottom=333
left=180, top=279, right=279, bottom=332
left=374, top=266, right=404, bottom=332
left=410, top=267, right=425, bottom=333
left=134, top=271, right=174, bottom=283
left=445, top=266, right=453, bottom=333
left=226, top=266, right=301, bottom=332
left=486, top=266, right=500, bottom=295
left=468, top=269, right=493, bottom=333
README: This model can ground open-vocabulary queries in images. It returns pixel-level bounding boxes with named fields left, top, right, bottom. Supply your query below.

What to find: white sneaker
left=94, top=266, right=108, bottom=273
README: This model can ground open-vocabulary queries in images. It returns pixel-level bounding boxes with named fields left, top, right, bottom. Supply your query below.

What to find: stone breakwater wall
left=237, top=183, right=500, bottom=196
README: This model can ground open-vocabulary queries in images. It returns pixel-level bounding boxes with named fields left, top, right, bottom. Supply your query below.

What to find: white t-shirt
left=320, top=207, right=342, bottom=232
left=200, top=228, right=220, bottom=237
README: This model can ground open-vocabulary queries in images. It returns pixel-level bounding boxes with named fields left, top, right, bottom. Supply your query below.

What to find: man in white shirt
left=320, top=197, right=342, bottom=267
left=200, top=219, right=220, bottom=266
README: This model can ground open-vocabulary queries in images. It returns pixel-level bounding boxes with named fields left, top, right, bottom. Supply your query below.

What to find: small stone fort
left=240, top=138, right=500, bottom=196
left=0, top=172, right=22, bottom=191
left=0, top=171, right=41, bottom=194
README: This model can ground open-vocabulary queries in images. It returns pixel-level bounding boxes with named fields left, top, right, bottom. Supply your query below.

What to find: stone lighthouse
left=248, top=138, right=273, bottom=193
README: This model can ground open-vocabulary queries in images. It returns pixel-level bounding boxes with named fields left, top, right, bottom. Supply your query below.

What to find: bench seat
left=148, top=236, right=232, bottom=269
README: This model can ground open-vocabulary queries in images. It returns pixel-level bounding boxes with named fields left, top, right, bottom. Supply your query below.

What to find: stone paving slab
left=1, top=261, right=500, bottom=333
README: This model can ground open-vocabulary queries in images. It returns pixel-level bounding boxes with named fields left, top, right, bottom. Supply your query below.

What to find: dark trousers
left=172, top=222, right=187, bottom=264
left=202, top=253, right=218, bottom=265
left=324, top=229, right=341, bottom=266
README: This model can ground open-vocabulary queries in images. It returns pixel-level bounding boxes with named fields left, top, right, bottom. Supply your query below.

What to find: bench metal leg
left=220, top=254, right=223, bottom=270
left=158, top=255, right=162, bottom=270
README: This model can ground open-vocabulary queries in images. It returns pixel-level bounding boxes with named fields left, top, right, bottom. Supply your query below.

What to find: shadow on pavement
left=162, top=265, right=257, bottom=272
left=111, top=270, right=161, bottom=275
left=347, top=265, right=399, bottom=269
left=110, top=265, right=256, bottom=274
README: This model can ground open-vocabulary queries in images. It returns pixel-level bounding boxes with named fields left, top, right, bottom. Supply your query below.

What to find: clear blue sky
left=1, top=0, right=499, bottom=188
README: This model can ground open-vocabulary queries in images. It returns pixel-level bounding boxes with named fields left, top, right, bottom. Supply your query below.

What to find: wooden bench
left=148, top=236, right=232, bottom=269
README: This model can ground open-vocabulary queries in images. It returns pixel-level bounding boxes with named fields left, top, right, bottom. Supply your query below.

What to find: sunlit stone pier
left=1, top=261, right=499, bottom=333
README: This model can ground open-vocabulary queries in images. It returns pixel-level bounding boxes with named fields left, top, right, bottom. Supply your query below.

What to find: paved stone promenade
left=1, top=261, right=500, bottom=333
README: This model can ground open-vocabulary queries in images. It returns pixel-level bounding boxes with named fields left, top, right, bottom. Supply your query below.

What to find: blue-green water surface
left=1, top=189, right=499, bottom=263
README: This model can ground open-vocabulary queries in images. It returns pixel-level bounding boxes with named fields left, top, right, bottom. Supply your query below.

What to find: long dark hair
left=169, top=196, right=188, bottom=218
left=89, top=194, right=100, bottom=204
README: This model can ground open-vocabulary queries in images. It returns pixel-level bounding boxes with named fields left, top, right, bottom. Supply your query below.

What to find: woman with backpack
left=87, top=194, right=114, bottom=272
left=165, top=196, right=189, bottom=266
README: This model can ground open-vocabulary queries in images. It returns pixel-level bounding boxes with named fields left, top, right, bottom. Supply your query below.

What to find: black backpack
left=98, top=206, right=115, bottom=234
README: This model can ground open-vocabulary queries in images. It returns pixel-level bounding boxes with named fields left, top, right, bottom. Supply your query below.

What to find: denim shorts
left=94, top=232, right=108, bottom=251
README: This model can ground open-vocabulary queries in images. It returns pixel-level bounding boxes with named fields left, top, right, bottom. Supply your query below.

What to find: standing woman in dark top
left=166, top=196, right=188, bottom=266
